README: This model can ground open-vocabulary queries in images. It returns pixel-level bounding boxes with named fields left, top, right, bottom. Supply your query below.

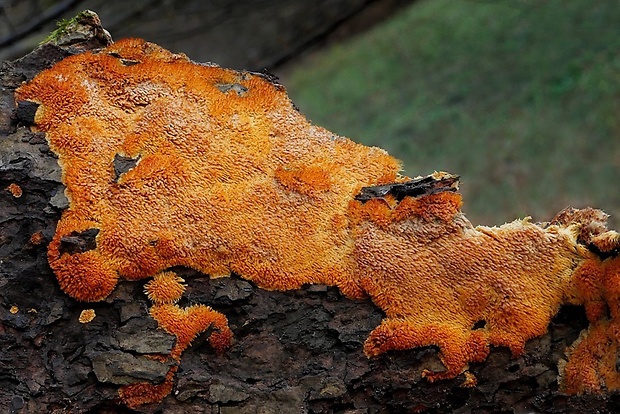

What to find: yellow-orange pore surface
left=15, top=38, right=620, bottom=405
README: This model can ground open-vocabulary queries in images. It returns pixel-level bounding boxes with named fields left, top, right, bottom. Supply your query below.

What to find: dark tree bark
left=1, top=12, right=619, bottom=414
left=0, top=0, right=417, bottom=70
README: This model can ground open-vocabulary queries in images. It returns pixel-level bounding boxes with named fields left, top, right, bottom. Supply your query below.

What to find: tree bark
left=0, top=13, right=618, bottom=414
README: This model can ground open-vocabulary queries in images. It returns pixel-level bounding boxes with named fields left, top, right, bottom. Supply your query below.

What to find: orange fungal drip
left=119, top=271, right=233, bottom=406
left=15, top=38, right=620, bottom=405
left=118, top=368, right=177, bottom=409
left=118, top=301, right=233, bottom=407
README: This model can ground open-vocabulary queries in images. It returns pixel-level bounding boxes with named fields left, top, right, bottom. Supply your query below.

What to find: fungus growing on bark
left=5, top=183, right=22, bottom=198
left=15, top=38, right=620, bottom=406
left=560, top=255, right=620, bottom=393
left=123, top=270, right=232, bottom=407
left=29, top=231, right=44, bottom=246
left=144, top=272, right=186, bottom=305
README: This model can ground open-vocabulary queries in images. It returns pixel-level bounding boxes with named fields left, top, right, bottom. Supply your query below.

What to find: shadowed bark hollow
left=1, top=12, right=619, bottom=414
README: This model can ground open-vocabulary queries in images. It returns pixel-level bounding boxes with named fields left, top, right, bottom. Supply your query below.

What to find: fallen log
left=1, top=10, right=619, bottom=413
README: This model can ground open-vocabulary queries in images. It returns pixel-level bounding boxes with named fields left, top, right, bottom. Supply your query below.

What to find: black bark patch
left=120, top=59, right=140, bottom=66
left=216, top=82, right=249, bottom=96
left=587, top=242, right=620, bottom=260
left=113, top=154, right=140, bottom=182
left=11, top=43, right=72, bottom=81
left=15, top=101, right=39, bottom=125
left=258, top=68, right=281, bottom=85
left=355, top=174, right=460, bottom=203
left=107, top=52, right=140, bottom=66
left=253, top=68, right=284, bottom=91
left=473, top=320, right=487, bottom=330
left=59, top=228, right=100, bottom=255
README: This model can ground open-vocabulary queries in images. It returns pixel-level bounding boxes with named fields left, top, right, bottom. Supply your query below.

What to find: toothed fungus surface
left=15, top=38, right=620, bottom=406
left=144, top=271, right=186, bottom=305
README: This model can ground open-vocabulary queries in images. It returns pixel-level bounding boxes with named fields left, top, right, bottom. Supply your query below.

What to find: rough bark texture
left=1, top=14, right=620, bottom=414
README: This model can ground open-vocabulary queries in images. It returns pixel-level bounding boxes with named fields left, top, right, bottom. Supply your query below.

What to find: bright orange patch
left=144, top=272, right=186, bottom=305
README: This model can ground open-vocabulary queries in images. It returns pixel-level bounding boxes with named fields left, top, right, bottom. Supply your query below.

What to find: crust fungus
left=29, top=231, right=45, bottom=246
left=15, top=38, right=620, bottom=406
left=5, top=183, right=22, bottom=198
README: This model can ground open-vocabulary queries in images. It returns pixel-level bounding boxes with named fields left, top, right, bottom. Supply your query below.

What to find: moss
left=41, top=10, right=98, bottom=44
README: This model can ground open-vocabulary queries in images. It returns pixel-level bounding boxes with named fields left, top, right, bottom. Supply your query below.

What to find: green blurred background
left=284, top=0, right=620, bottom=226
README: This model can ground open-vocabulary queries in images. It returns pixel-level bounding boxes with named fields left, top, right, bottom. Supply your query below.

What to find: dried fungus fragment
left=14, top=37, right=620, bottom=406
left=79, top=308, right=96, bottom=323
left=15, top=100, right=39, bottom=125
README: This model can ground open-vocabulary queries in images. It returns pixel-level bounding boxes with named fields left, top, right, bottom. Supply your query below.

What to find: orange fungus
left=14, top=38, right=620, bottom=405
left=6, top=183, right=22, bottom=198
